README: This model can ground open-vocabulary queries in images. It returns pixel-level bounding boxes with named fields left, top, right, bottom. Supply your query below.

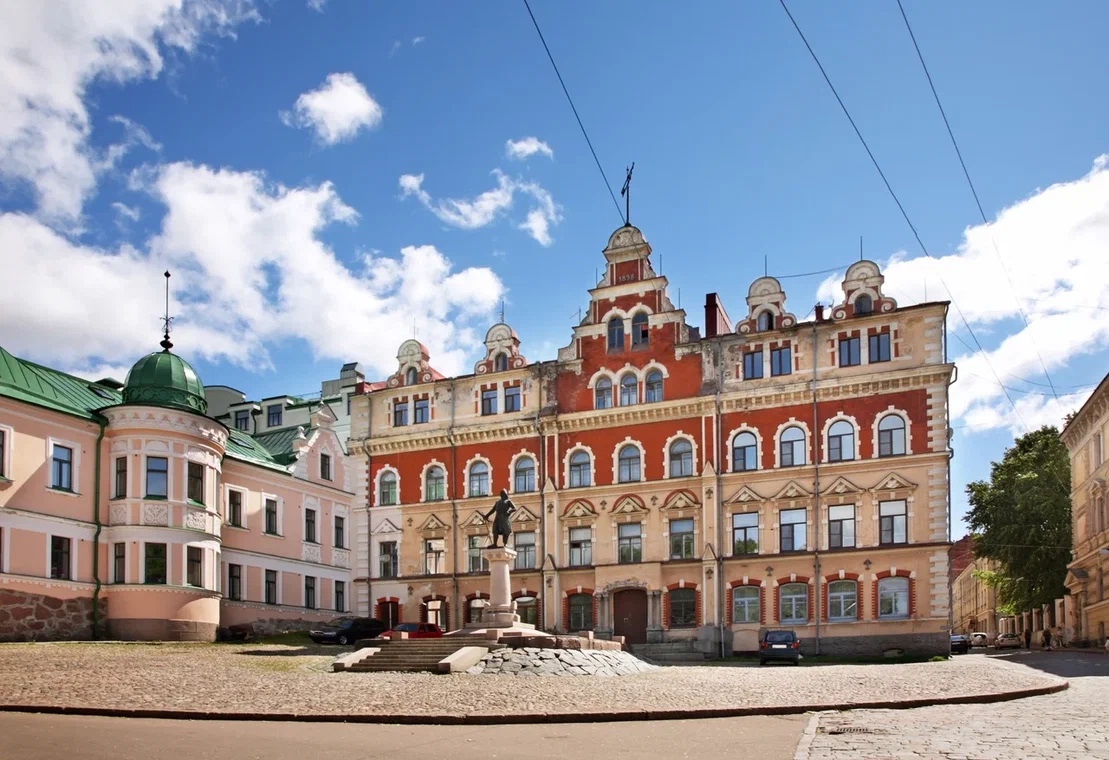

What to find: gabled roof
left=253, top=425, right=318, bottom=465
left=224, top=430, right=288, bottom=473
left=0, top=345, right=122, bottom=419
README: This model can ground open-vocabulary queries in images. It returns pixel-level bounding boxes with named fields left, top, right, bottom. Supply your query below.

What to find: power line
left=522, top=0, right=623, bottom=222
left=895, top=0, right=1061, bottom=405
left=776, top=0, right=1029, bottom=433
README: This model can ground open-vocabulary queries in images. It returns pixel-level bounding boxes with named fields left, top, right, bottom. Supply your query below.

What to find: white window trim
left=463, top=454, right=493, bottom=499
left=375, top=466, right=401, bottom=507
left=303, top=574, right=317, bottom=609
left=726, top=424, right=762, bottom=473
left=662, top=431, right=698, bottom=479
left=224, top=485, right=248, bottom=529
left=821, top=413, right=861, bottom=464
left=563, top=444, right=595, bottom=490
left=303, top=504, right=319, bottom=543
left=332, top=506, right=348, bottom=549
left=773, top=418, right=811, bottom=469
left=612, top=437, right=646, bottom=484
left=779, top=507, right=809, bottom=552
left=46, top=436, right=82, bottom=495
left=615, top=371, right=640, bottom=407
left=872, top=407, right=913, bottom=457
left=112, top=541, right=129, bottom=584
left=143, top=452, right=172, bottom=500
left=46, top=534, right=79, bottom=581
left=508, top=449, right=538, bottom=494
left=265, top=568, right=283, bottom=605
left=262, top=492, right=284, bottom=537
left=586, top=369, right=617, bottom=390
left=183, top=543, right=206, bottom=589
left=640, top=359, right=671, bottom=380
left=566, top=523, right=595, bottom=567
left=139, top=540, right=169, bottom=585
left=334, top=578, right=346, bottom=612
left=0, top=422, right=13, bottom=480
left=0, top=524, right=9, bottom=574
left=420, top=459, right=448, bottom=502
left=375, top=538, right=400, bottom=579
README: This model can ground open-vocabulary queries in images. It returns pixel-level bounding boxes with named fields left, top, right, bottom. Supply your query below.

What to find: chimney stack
left=704, top=293, right=733, bottom=339
left=814, top=304, right=825, bottom=322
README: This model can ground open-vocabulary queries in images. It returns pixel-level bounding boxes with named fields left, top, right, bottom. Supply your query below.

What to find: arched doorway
left=613, top=588, right=648, bottom=645
left=377, top=599, right=400, bottom=628
left=516, top=595, right=538, bottom=626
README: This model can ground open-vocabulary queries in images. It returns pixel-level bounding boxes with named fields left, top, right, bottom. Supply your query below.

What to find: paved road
left=0, top=711, right=808, bottom=760
left=800, top=650, right=1109, bottom=759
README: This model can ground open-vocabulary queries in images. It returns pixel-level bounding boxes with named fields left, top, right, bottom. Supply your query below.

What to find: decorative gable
left=831, top=260, right=898, bottom=320
left=561, top=499, right=598, bottom=522
left=461, top=510, right=489, bottom=534
left=871, top=472, right=916, bottom=497
left=823, top=476, right=864, bottom=497
left=737, top=276, right=797, bottom=334
left=418, top=513, right=449, bottom=535
left=661, top=489, right=700, bottom=512
left=475, top=322, right=528, bottom=374
left=372, top=518, right=401, bottom=535
left=385, top=339, right=444, bottom=389
left=773, top=480, right=812, bottom=501
left=727, top=485, right=764, bottom=505
left=610, top=495, right=649, bottom=522
left=510, top=504, right=539, bottom=525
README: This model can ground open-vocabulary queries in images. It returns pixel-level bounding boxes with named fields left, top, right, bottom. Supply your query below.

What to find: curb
left=0, top=680, right=1068, bottom=726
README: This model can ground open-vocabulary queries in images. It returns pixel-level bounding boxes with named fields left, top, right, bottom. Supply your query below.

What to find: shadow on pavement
left=983, top=649, right=1109, bottom=679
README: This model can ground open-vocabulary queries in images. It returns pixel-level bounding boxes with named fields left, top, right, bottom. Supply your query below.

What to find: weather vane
left=160, top=270, right=174, bottom=351
left=620, top=162, right=635, bottom=226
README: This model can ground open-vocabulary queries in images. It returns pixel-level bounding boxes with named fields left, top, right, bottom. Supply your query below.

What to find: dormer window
left=855, top=294, right=873, bottom=315
left=494, top=353, right=508, bottom=372
left=607, top=317, right=624, bottom=351
left=405, top=367, right=418, bottom=385
left=631, top=313, right=649, bottom=347
left=756, top=311, right=773, bottom=331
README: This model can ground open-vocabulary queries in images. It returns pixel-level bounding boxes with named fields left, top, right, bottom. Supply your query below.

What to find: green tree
left=965, top=426, right=1072, bottom=613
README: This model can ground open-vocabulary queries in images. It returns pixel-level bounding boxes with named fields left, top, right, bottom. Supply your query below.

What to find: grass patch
left=706, top=653, right=941, bottom=667
left=251, top=632, right=315, bottom=647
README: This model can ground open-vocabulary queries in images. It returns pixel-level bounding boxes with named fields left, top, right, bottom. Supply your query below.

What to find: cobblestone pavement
left=0, top=643, right=1061, bottom=718
left=798, top=653, right=1108, bottom=759
left=468, top=647, right=657, bottom=676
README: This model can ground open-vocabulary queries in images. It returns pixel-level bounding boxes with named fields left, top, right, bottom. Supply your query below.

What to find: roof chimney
left=704, top=293, right=733, bottom=339
left=814, top=304, right=825, bottom=322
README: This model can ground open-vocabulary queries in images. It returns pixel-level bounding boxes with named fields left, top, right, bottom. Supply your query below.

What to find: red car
left=377, top=622, right=443, bottom=639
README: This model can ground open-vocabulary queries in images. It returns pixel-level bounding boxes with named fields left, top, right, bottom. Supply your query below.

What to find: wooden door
left=380, top=601, right=399, bottom=628
left=613, top=589, right=648, bottom=645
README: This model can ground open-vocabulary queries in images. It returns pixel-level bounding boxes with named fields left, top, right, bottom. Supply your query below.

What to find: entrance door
left=613, top=589, right=648, bottom=645
left=380, top=601, right=399, bottom=628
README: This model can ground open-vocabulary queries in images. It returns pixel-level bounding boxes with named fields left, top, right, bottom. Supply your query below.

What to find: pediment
left=511, top=504, right=538, bottom=523
left=823, top=476, right=864, bottom=497
left=561, top=500, right=598, bottom=520
left=371, top=518, right=401, bottom=535
left=462, top=510, right=489, bottom=529
left=773, top=480, right=812, bottom=501
left=611, top=496, right=648, bottom=516
left=661, top=489, right=701, bottom=511
left=727, top=485, right=764, bottom=505
left=418, top=513, right=449, bottom=532
left=871, top=472, right=916, bottom=493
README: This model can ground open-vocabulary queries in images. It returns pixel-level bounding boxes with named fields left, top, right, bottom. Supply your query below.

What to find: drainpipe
left=533, top=401, right=545, bottom=627
left=713, top=338, right=726, bottom=659
left=811, top=318, right=822, bottom=655
left=448, top=378, right=459, bottom=627
left=364, top=391, right=373, bottom=617
left=944, top=304, right=956, bottom=636
left=91, top=416, right=107, bottom=640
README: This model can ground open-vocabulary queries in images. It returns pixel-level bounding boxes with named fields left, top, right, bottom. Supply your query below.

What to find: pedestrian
left=1023, top=629, right=1031, bottom=649
left=1043, top=628, right=1052, bottom=651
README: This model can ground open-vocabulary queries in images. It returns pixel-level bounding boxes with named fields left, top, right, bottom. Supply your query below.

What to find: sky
left=2, top=0, right=1108, bottom=537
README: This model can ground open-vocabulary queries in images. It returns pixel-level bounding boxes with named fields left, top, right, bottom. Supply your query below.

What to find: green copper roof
left=225, top=430, right=289, bottom=473
left=122, top=350, right=207, bottom=415
left=254, top=426, right=318, bottom=465
left=0, top=345, right=123, bottom=419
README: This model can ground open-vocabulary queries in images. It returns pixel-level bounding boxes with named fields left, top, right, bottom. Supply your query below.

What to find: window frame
left=335, top=580, right=346, bottom=612
left=304, top=507, right=317, bottom=543
left=770, top=345, right=792, bottom=376
left=423, top=538, right=445, bottom=575
left=743, top=350, right=764, bottom=380
left=393, top=401, right=409, bottom=427
left=51, top=443, right=74, bottom=492
left=405, top=367, right=418, bottom=385
left=504, top=385, right=521, bottom=413
left=228, top=563, right=242, bottom=601
left=320, top=453, right=332, bottom=481
left=264, top=497, right=280, bottom=536
left=266, top=405, right=283, bottom=427
left=186, top=546, right=203, bottom=587
left=594, top=377, right=613, bottom=409
left=494, top=353, right=508, bottom=372
left=779, top=508, right=807, bottom=552
left=838, top=336, right=861, bottom=367
left=568, top=451, right=591, bottom=488
left=265, top=569, right=278, bottom=604
left=513, top=531, right=536, bottom=569
left=145, top=456, right=168, bottom=499
left=379, top=541, right=398, bottom=578
left=877, top=414, right=907, bottom=457
left=827, top=419, right=856, bottom=463
left=113, top=456, right=128, bottom=499
left=631, top=312, right=649, bottom=347
left=618, top=373, right=638, bottom=406
left=827, top=579, right=858, bottom=621
left=732, top=585, right=760, bottom=624
left=568, top=526, right=592, bottom=567
left=779, top=426, right=807, bottom=467
left=668, top=587, right=697, bottom=628
left=334, top=514, right=346, bottom=549
left=732, top=431, right=757, bottom=472
left=234, top=410, right=250, bottom=431
left=669, top=518, right=695, bottom=560
left=513, top=457, right=535, bottom=493
left=481, top=388, right=498, bottom=416
left=868, top=331, right=891, bottom=363
left=779, top=582, right=809, bottom=623
left=828, top=504, right=856, bottom=549
left=617, top=522, right=643, bottom=564
left=756, top=311, right=773, bottom=331
left=187, top=461, right=205, bottom=504
left=878, top=576, right=910, bottom=619
left=854, top=294, right=873, bottom=315
left=50, top=535, right=72, bottom=580
left=424, top=465, right=446, bottom=502
left=414, top=397, right=430, bottom=424
left=143, top=542, right=168, bottom=585
left=668, top=438, right=693, bottom=478
left=607, top=317, right=624, bottom=351
left=732, top=512, right=759, bottom=556
left=645, top=370, right=663, bottom=403
left=378, top=470, right=398, bottom=506
left=879, top=500, right=908, bottom=545
left=467, top=535, right=488, bottom=573
left=113, top=542, right=126, bottom=584
left=568, top=593, right=593, bottom=631
left=0, top=426, right=8, bottom=480
left=304, top=575, right=316, bottom=609
left=617, top=444, right=641, bottom=483
left=468, top=461, right=490, bottom=497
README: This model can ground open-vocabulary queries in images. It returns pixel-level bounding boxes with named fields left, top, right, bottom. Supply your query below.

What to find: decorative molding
left=142, top=503, right=169, bottom=526
left=301, top=543, right=322, bottom=563
left=332, top=548, right=351, bottom=569
left=109, top=504, right=128, bottom=526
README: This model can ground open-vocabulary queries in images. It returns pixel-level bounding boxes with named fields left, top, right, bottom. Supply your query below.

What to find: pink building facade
left=0, top=341, right=354, bottom=641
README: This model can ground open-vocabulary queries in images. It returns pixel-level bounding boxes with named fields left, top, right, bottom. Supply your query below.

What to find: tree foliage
left=965, top=426, right=1072, bottom=613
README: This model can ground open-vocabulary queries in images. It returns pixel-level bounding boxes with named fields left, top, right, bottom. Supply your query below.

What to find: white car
left=994, top=632, right=1022, bottom=649
left=969, top=632, right=989, bottom=648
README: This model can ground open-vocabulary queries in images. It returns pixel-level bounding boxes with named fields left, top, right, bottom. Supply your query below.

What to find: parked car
left=950, top=633, right=970, bottom=654
left=759, top=630, right=801, bottom=666
left=377, top=622, right=444, bottom=639
left=308, top=616, right=387, bottom=645
left=969, top=632, right=989, bottom=648
left=994, top=632, right=1022, bottom=649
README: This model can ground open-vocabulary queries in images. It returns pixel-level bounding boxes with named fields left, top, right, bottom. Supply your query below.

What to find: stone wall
left=0, top=589, right=105, bottom=642
left=806, top=631, right=948, bottom=658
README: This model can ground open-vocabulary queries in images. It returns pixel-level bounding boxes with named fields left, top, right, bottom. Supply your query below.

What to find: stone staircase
left=344, top=638, right=502, bottom=673
left=631, top=640, right=707, bottom=665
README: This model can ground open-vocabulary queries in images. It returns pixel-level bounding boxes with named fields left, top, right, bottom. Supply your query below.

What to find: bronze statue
left=484, top=489, right=517, bottom=548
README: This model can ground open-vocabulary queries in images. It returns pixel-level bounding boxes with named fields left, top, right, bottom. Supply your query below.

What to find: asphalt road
left=978, top=646, right=1109, bottom=678
left=0, top=712, right=809, bottom=760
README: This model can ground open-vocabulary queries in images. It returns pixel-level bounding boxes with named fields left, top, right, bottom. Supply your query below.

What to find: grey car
left=759, top=630, right=802, bottom=665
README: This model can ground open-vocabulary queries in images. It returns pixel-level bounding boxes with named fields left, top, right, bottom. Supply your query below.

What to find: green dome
left=122, top=349, right=207, bottom=415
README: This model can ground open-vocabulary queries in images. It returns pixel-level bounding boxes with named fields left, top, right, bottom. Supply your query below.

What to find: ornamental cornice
left=554, top=399, right=711, bottom=433
left=103, top=406, right=228, bottom=448
left=719, top=369, right=953, bottom=414
left=108, top=584, right=222, bottom=599
left=0, top=574, right=95, bottom=591
left=1061, top=385, right=1109, bottom=448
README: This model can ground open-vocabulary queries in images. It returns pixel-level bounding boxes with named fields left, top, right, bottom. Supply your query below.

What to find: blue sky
left=3, top=1, right=1109, bottom=536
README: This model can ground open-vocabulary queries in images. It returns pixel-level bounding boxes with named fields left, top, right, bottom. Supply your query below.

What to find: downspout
left=364, top=392, right=373, bottom=617
left=944, top=304, right=956, bottom=636
left=811, top=318, right=822, bottom=655
left=91, top=416, right=107, bottom=640
left=448, top=378, right=459, bottom=627
left=713, top=338, right=726, bottom=659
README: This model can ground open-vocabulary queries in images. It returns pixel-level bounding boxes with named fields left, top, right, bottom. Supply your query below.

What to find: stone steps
left=346, top=638, right=500, bottom=673
left=631, top=642, right=707, bottom=665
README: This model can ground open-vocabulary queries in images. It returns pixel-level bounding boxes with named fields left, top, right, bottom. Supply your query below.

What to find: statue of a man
left=484, top=489, right=517, bottom=548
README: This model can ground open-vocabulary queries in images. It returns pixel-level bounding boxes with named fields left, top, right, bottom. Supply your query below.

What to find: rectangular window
left=569, top=595, right=593, bottom=631
left=146, top=456, right=168, bottom=498
left=504, top=385, right=521, bottom=413
left=1096, top=433, right=1104, bottom=467
left=780, top=585, right=808, bottom=623
left=334, top=515, right=345, bottom=548
left=187, top=546, right=203, bottom=587
left=51, top=444, right=73, bottom=491
left=265, top=569, right=277, bottom=604
left=187, top=462, right=204, bottom=504
left=50, top=536, right=71, bottom=580
left=569, top=527, right=592, bottom=567
left=424, top=539, right=445, bottom=575
left=467, top=535, right=488, bottom=573
left=393, top=402, right=408, bottom=426
left=617, top=523, right=642, bottom=564
left=669, top=589, right=697, bottom=627
left=770, top=346, right=792, bottom=376
left=828, top=581, right=858, bottom=620
left=346, top=395, right=352, bottom=417
left=144, top=543, right=167, bottom=585
left=228, top=490, right=243, bottom=527
left=733, top=587, right=760, bottom=624
left=514, top=531, right=536, bottom=570
left=305, top=509, right=317, bottom=543
left=481, top=388, right=498, bottom=416
left=669, top=518, right=695, bottom=560
left=743, top=350, right=763, bottom=380
left=234, top=410, right=250, bottom=431
left=779, top=508, right=807, bottom=552
left=113, top=542, right=126, bottom=584
left=266, top=405, right=282, bottom=427
left=265, top=498, right=279, bottom=535
left=879, top=500, right=908, bottom=545
left=113, top=457, right=127, bottom=499
left=732, top=512, right=759, bottom=555
left=335, top=580, right=345, bottom=612
left=304, top=576, right=316, bottom=609
left=828, top=504, right=856, bottom=549
left=320, top=453, right=332, bottom=481
left=379, top=541, right=398, bottom=578
left=228, top=564, right=242, bottom=601
left=379, top=475, right=398, bottom=506
left=868, top=332, right=891, bottom=363
left=839, top=336, right=861, bottom=367
left=414, top=398, right=429, bottom=424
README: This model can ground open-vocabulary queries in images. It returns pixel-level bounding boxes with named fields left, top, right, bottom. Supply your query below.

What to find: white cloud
left=307, top=0, right=327, bottom=11
left=111, top=202, right=141, bottom=224
left=399, top=169, right=562, bottom=246
left=0, top=0, right=258, bottom=225
left=506, top=137, right=553, bottom=161
left=281, top=72, right=382, bottom=145
left=816, top=154, right=1109, bottom=435
left=412, top=36, right=425, bottom=45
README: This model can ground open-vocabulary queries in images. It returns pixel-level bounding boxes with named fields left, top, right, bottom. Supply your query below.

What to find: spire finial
left=160, top=270, right=174, bottom=351
left=499, top=299, right=506, bottom=324
left=620, top=162, right=635, bottom=226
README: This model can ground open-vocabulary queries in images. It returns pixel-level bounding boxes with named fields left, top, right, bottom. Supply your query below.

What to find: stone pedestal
left=480, top=546, right=521, bottom=627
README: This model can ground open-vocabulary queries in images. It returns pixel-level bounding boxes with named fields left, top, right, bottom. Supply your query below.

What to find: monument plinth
left=479, top=546, right=523, bottom=627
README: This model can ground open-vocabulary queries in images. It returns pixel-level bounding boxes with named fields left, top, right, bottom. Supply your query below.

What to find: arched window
left=779, top=583, right=808, bottom=623
left=405, top=367, right=418, bottom=385
left=878, top=414, right=906, bottom=457
left=607, top=317, right=624, bottom=351
left=732, top=586, right=760, bottom=624
left=379, top=471, right=398, bottom=506
left=424, top=465, right=445, bottom=501
left=513, top=456, right=535, bottom=493
left=732, top=431, right=758, bottom=472
left=827, top=580, right=858, bottom=621
left=669, top=439, right=693, bottom=478
left=668, top=588, right=696, bottom=627
left=631, top=312, right=649, bottom=346
left=828, top=420, right=855, bottom=462
left=468, top=461, right=489, bottom=497
left=618, top=445, right=641, bottom=483
left=494, top=353, right=508, bottom=372
left=569, top=451, right=591, bottom=488
left=878, top=577, right=910, bottom=618
left=854, top=294, right=873, bottom=315
left=619, top=374, right=638, bottom=406
left=466, top=598, right=488, bottom=625
left=756, top=311, right=773, bottom=331
left=779, top=426, right=806, bottom=467
left=595, top=377, right=612, bottom=410
left=568, top=593, right=593, bottom=630
left=645, top=370, right=663, bottom=402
